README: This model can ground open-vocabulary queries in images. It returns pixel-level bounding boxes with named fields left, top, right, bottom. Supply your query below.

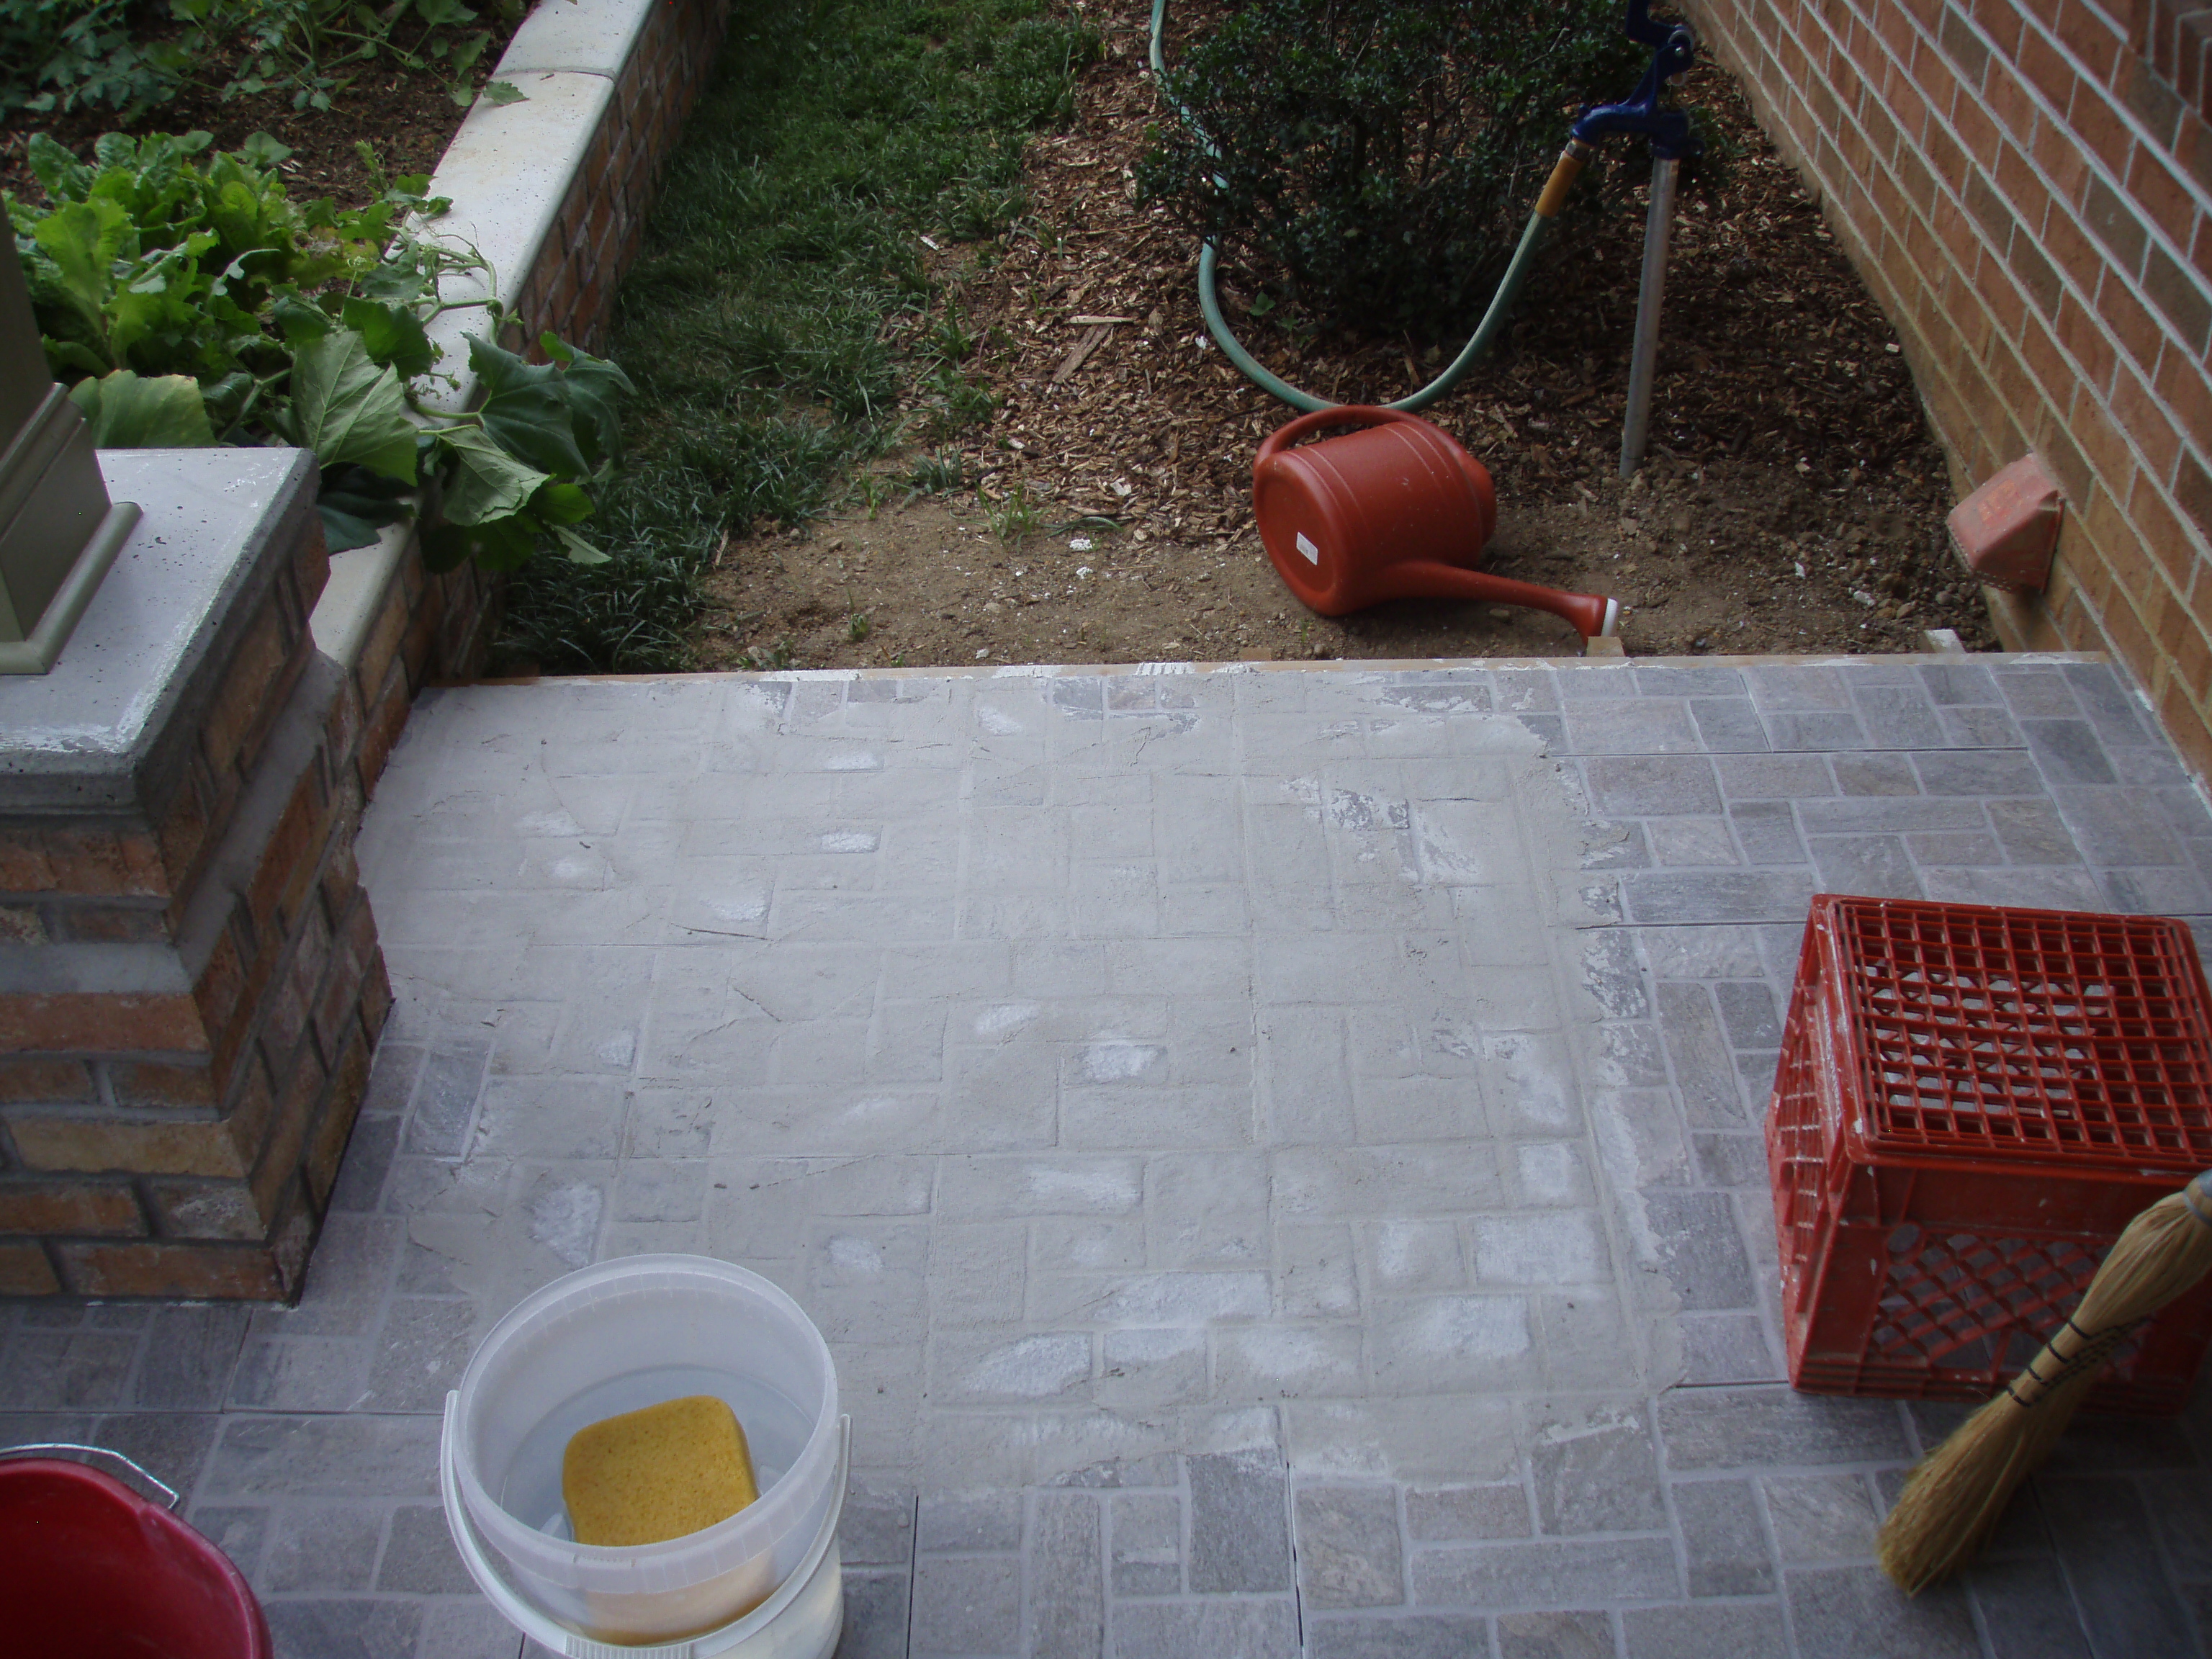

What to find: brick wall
left=512, top=0, right=734, bottom=356
left=1683, top=0, right=2212, bottom=773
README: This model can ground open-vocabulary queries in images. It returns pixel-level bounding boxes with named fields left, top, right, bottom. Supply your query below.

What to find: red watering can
left=1252, top=406, right=1618, bottom=640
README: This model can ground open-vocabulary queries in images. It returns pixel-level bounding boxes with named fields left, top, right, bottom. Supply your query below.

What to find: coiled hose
left=1148, top=0, right=1591, bottom=413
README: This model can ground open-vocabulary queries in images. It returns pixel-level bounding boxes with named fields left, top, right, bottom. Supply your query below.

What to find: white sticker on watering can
left=1296, top=531, right=1320, bottom=564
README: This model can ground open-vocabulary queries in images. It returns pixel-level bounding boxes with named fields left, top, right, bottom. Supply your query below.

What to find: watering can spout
left=1382, top=563, right=1617, bottom=640
left=1251, top=406, right=1622, bottom=642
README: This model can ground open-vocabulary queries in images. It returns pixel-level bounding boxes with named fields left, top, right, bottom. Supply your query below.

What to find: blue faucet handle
left=1570, top=3, right=1703, bottom=161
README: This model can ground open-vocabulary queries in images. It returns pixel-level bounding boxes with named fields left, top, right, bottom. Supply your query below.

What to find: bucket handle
left=1254, top=404, right=1422, bottom=467
left=441, top=1393, right=851, bottom=1659
left=0, top=1442, right=180, bottom=1510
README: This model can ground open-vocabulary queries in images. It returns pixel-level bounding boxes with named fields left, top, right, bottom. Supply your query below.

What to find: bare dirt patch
left=696, top=7, right=2000, bottom=670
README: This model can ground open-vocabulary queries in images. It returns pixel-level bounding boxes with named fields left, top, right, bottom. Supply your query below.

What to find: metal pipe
left=1619, top=153, right=1679, bottom=478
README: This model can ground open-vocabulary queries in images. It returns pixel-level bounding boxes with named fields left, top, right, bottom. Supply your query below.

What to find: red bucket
left=0, top=1448, right=271, bottom=1659
left=1251, top=405, right=1617, bottom=639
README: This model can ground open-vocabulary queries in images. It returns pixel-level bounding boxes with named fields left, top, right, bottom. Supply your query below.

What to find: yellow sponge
left=562, top=1395, right=760, bottom=1547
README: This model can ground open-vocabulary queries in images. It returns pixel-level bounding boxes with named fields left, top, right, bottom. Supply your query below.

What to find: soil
left=691, top=5, right=2001, bottom=670
left=0, top=12, right=516, bottom=209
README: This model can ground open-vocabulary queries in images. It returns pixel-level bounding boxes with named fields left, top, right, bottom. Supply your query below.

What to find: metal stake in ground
left=1564, top=1, right=1701, bottom=477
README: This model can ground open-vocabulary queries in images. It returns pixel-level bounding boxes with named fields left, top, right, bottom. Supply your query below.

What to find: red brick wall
left=1685, top=0, right=2212, bottom=772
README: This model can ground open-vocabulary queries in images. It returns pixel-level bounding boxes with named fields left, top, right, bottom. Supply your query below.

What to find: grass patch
left=493, top=0, right=1097, bottom=673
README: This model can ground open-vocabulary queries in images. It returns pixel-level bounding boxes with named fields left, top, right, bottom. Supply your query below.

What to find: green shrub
left=1137, top=0, right=1645, bottom=338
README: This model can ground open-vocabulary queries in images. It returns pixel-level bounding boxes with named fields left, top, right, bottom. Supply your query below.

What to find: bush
left=1137, top=0, right=1646, bottom=338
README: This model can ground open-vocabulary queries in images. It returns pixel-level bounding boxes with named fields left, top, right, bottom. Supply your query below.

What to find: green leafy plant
left=9, top=128, right=631, bottom=572
left=1137, top=0, right=1644, bottom=336
left=1, top=0, right=513, bottom=120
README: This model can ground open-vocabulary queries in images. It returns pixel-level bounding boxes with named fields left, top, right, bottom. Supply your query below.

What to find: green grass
left=493, top=0, right=1097, bottom=673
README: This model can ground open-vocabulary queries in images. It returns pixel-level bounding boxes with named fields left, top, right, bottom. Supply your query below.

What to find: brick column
left=0, top=451, right=390, bottom=1298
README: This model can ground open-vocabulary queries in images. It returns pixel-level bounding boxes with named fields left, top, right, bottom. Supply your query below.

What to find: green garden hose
left=1148, top=0, right=1590, bottom=413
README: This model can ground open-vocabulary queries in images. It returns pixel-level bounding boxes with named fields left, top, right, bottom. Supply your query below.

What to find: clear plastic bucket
left=444, top=1256, right=840, bottom=1645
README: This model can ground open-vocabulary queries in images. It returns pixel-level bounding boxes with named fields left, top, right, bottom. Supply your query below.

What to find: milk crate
left=1768, top=896, right=2212, bottom=1413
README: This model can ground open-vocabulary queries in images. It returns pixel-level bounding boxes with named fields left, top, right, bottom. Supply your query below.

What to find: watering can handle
left=1254, top=405, right=1421, bottom=467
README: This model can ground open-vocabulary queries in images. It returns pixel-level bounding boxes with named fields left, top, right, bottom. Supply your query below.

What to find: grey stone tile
left=1527, top=1401, right=1665, bottom=1535
left=1189, top=1448, right=1292, bottom=1593
left=189, top=1506, right=271, bottom=1582
left=2054, top=787, right=2188, bottom=866
left=2023, top=719, right=2121, bottom=785
left=1938, top=703, right=2024, bottom=747
left=1680, top=1313, right=1782, bottom=1383
left=1919, top=662, right=2001, bottom=706
left=359, top=1299, right=475, bottom=1412
left=1658, top=1388, right=1910, bottom=1470
left=1308, top=1614, right=1491, bottom=1658
left=415, top=1600, right=522, bottom=1659
left=1564, top=700, right=1703, bottom=754
left=259, top=1503, right=388, bottom=1597
left=0, top=1331, right=139, bottom=1409
left=1623, top=1602, right=1787, bottom=1657
left=1298, top=1485, right=1405, bottom=1609
left=1850, top=683, right=1946, bottom=747
left=1831, top=756, right=1920, bottom=801
left=1622, top=871, right=1817, bottom=925
left=1764, top=1473, right=1879, bottom=1562
left=1656, top=983, right=1747, bottom=1128
left=1993, top=667, right=2082, bottom=718
left=1673, top=1477, right=1773, bottom=1595
left=1716, top=753, right=1833, bottom=799
left=838, top=1569, right=912, bottom=1659
left=328, top=1113, right=401, bottom=1213
left=1405, top=1484, right=1530, bottom=1540
left=1809, top=833, right=1925, bottom=898
left=203, top=1416, right=441, bottom=1501
left=1766, top=710, right=1871, bottom=750
left=1912, top=750, right=2046, bottom=795
left=1637, top=665, right=1745, bottom=696
left=1027, top=1491, right=1103, bottom=1659
left=1712, top=981, right=1781, bottom=1048
left=1784, top=1565, right=1981, bottom=1659
left=911, top=1555, right=1020, bottom=1657
left=1583, top=756, right=1722, bottom=815
left=1108, top=1601, right=1300, bottom=1658
left=1409, top=1535, right=1678, bottom=1604
left=1495, top=1611, right=1613, bottom=1659
left=1642, top=1190, right=1757, bottom=1310
left=2038, top=1475, right=2198, bottom=1656
left=1905, top=830, right=2005, bottom=865
left=842, top=1485, right=916, bottom=1567
left=375, top=1504, right=473, bottom=1593
left=1797, top=796, right=1982, bottom=832
left=1966, top=1555, right=2094, bottom=1658
left=403, top=1041, right=490, bottom=1156
left=1919, top=866, right=2108, bottom=909
left=263, top=1599, right=422, bottom=1659
left=132, top=1304, right=250, bottom=1410
left=1110, top=1491, right=1181, bottom=1596
left=2061, top=663, right=2154, bottom=744
left=1689, top=698, right=1771, bottom=752
left=1642, top=816, right=1737, bottom=867
left=1728, top=801, right=1805, bottom=864
left=918, top=1490, right=1023, bottom=1553
left=1691, top=1133, right=1768, bottom=1189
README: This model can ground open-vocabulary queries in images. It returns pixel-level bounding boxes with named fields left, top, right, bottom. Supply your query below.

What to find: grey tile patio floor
left=6, top=650, right=2212, bottom=1658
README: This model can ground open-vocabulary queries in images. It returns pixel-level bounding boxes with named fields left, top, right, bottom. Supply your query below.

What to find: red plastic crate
left=1767, top=895, right=2212, bottom=1413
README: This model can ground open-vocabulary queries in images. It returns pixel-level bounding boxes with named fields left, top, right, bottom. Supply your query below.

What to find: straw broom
left=1878, top=1169, right=2212, bottom=1593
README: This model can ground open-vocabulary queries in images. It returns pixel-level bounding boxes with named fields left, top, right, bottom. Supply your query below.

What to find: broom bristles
left=1876, top=1177, right=2212, bottom=1594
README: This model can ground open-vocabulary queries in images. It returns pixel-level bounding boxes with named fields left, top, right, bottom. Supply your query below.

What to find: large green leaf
left=285, top=330, right=415, bottom=480
left=31, top=197, right=133, bottom=363
left=436, top=424, right=547, bottom=526
left=316, top=462, right=414, bottom=552
left=422, top=513, right=536, bottom=573
left=68, top=370, right=214, bottom=447
left=341, top=296, right=434, bottom=379
left=539, top=331, right=635, bottom=470
left=466, top=333, right=588, bottom=479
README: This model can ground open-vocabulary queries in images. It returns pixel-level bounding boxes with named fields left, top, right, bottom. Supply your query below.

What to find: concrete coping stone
left=314, top=0, right=652, bottom=671
left=0, top=448, right=315, bottom=815
left=495, top=0, right=660, bottom=77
